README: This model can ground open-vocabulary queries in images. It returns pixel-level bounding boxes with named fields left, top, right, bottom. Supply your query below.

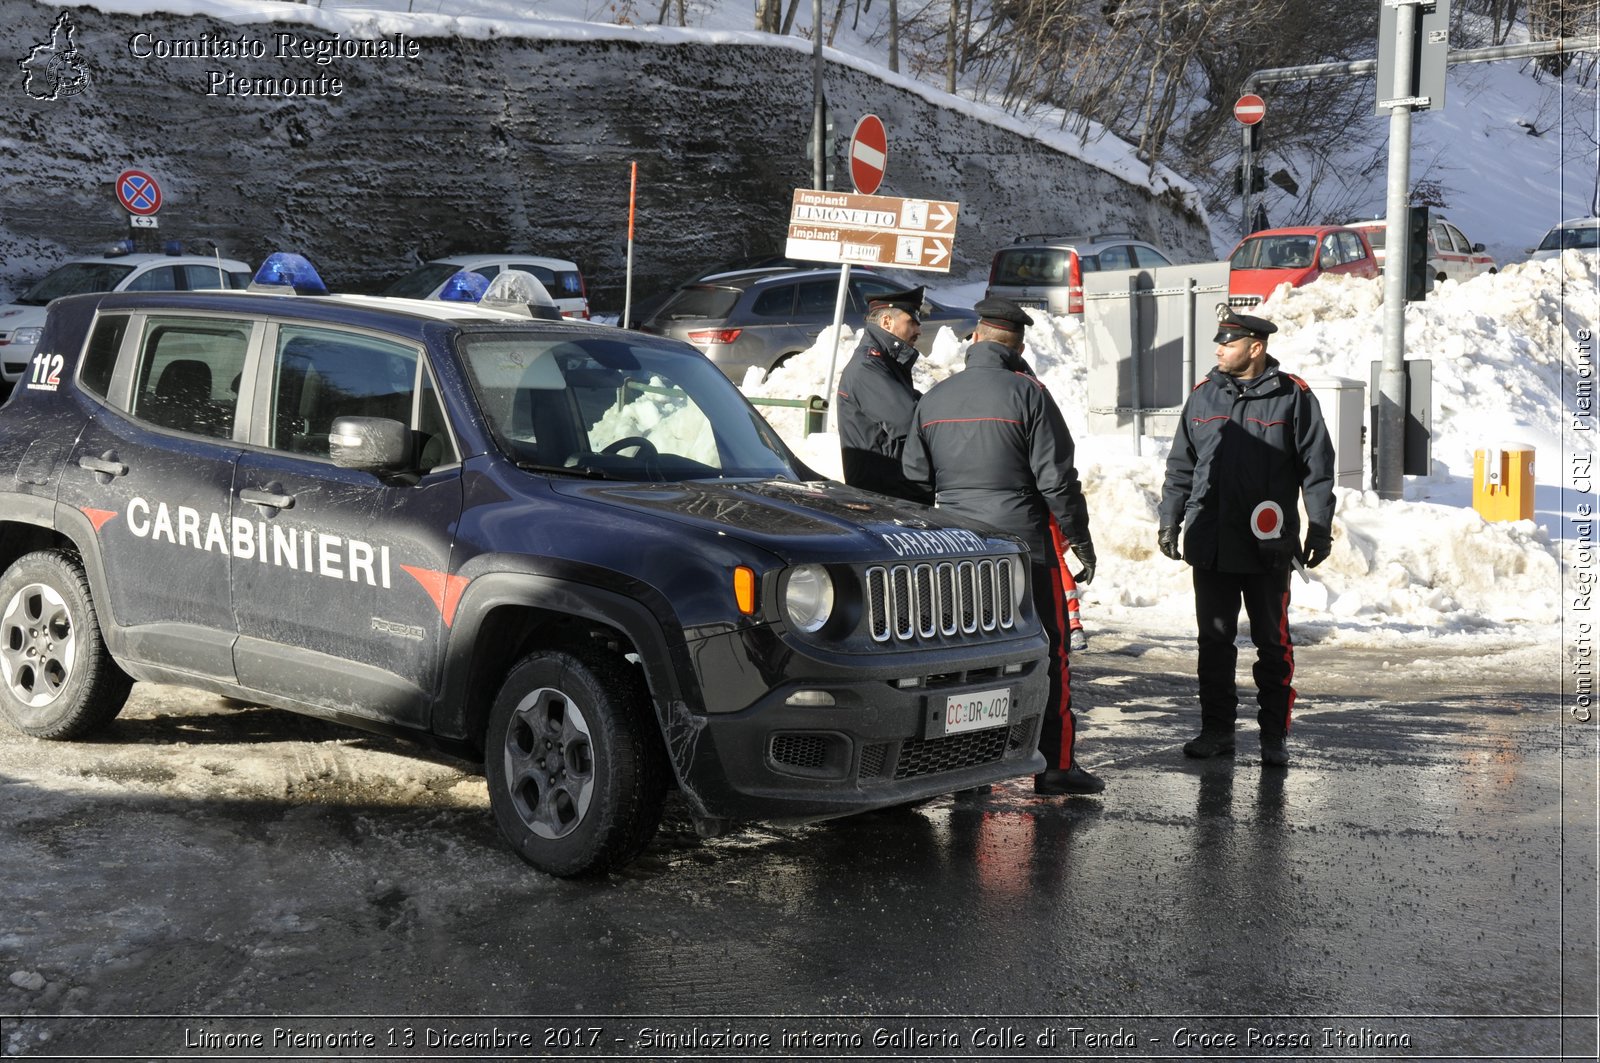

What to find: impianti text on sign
left=126, top=30, right=422, bottom=98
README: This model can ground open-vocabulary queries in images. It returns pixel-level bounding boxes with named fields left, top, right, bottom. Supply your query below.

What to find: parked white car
left=1529, top=217, right=1600, bottom=261
left=1, top=248, right=251, bottom=387
left=1343, top=216, right=1497, bottom=283
left=382, top=254, right=589, bottom=319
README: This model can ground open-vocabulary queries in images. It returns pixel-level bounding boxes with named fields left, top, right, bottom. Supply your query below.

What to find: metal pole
left=1129, top=276, right=1144, bottom=456
left=812, top=0, right=825, bottom=192
left=1183, top=276, right=1197, bottom=395
left=1375, top=1, right=1419, bottom=501
left=622, top=161, right=636, bottom=330
left=1240, top=120, right=1252, bottom=236
left=824, top=263, right=852, bottom=432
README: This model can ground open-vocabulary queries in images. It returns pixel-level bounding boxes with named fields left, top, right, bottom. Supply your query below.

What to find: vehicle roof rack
left=1011, top=231, right=1137, bottom=245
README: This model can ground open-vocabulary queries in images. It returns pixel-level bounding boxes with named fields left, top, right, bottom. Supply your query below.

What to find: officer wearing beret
left=1158, top=307, right=1336, bottom=767
left=903, top=296, right=1104, bottom=796
left=836, top=285, right=933, bottom=503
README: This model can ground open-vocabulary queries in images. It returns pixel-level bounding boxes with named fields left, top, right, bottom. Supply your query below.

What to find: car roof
left=83, top=289, right=590, bottom=334
left=1239, top=225, right=1355, bottom=237
left=65, top=253, right=252, bottom=269
left=998, top=233, right=1153, bottom=251
left=1548, top=217, right=1600, bottom=228
left=432, top=253, right=580, bottom=271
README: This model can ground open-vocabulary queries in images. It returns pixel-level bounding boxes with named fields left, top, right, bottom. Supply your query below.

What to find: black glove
left=1258, top=536, right=1298, bottom=570
left=1157, top=525, right=1182, bottom=561
left=1068, top=539, right=1097, bottom=585
left=1303, top=524, right=1333, bottom=568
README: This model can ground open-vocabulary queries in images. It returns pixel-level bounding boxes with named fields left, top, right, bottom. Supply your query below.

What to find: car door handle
left=77, top=455, right=127, bottom=477
left=239, top=488, right=295, bottom=510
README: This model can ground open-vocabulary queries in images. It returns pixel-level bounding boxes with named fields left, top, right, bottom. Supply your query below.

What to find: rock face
left=1, top=4, right=1212, bottom=311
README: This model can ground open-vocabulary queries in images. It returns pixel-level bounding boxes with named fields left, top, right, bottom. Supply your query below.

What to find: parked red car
left=1226, top=225, right=1380, bottom=307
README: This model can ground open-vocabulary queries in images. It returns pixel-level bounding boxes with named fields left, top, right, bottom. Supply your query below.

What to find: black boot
left=1260, top=734, right=1289, bottom=767
left=1034, top=765, right=1105, bottom=795
left=1183, top=729, right=1236, bottom=759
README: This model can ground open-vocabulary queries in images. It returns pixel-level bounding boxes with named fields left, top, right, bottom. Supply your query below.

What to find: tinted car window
left=750, top=285, right=797, bottom=317
left=510, top=263, right=584, bottom=299
left=18, top=263, right=136, bottom=305
left=653, top=286, right=742, bottom=321
left=1132, top=245, right=1171, bottom=267
left=1098, top=245, right=1133, bottom=270
left=124, top=266, right=181, bottom=292
left=130, top=316, right=251, bottom=439
left=180, top=263, right=241, bottom=291
left=269, top=325, right=420, bottom=459
left=382, top=263, right=460, bottom=299
left=992, top=249, right=1071, bottom=284
left=794, top=281, right=835, bottom=316
left=79, top=314, right=129, bottom=399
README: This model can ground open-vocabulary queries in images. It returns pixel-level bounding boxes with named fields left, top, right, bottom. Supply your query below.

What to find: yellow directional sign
left=784, top=189, right=959, bottom=273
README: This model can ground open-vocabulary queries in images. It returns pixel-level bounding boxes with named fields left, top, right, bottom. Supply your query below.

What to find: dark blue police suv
left=0, top=255, right=1048, bottom=875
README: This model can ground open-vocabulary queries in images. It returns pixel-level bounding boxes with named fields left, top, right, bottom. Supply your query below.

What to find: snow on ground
left=745, top=254, right=1596, bottom=659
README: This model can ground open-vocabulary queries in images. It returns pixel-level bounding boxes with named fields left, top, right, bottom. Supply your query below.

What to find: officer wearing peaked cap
left=836, top=285, right=933, bottom=503
left=902, top=295, right=1105, bottom=797
left=1158, top=305, right=1336, bottom=769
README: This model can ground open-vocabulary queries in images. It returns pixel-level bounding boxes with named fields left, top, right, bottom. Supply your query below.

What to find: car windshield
left=457, top=330, right=803, bottom=482
left=17, top=262, right=137, bottom=305
left=381, top=263, right=462, bottom=299
left=992, top=248, right=1071, bottom=284
left=1231, top=236, right=1316, bottom=270
left=1538, top=224, right=1600, bottom=251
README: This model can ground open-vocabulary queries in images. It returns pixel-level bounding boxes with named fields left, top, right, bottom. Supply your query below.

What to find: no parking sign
left=116, top=169, right=162, bottom=216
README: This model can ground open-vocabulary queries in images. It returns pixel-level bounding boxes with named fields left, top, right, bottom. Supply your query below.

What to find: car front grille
left=894, top=726, right=1012, bottom=779
left=865, top=558, right=1016, bottom=644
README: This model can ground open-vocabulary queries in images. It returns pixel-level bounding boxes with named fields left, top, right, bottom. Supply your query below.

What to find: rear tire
left=484, top=650, right=668, bottom=876
left=0, top=549, right=132, bottom=739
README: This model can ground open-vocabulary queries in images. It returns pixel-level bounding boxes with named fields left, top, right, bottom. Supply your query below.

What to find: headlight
left=11, top=327, right=42, bottom=346
left=783, top=564, right=834, bottom=633
left=1010, top=556, right=1028, bottom=612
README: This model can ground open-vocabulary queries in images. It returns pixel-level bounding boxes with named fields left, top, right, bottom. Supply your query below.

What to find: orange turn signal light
left=733, top=566, right=757, bottom=615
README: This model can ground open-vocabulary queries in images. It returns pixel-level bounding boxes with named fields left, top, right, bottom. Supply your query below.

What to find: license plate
left=1016, top=300, right=1046, bottom=310
left=939, top=687, right=1011, bottom=736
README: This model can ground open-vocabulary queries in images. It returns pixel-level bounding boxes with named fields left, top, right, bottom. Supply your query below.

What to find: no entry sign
left=116, top=169, right=162, bottom=215
left=1233, top=94, right=1266, bottom=126
left=849, top=114, right=887, bottom=195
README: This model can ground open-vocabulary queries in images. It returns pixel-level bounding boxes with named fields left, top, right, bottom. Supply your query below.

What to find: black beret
left=867, top=285, right=925, bottom=315
left=1214, top=308, right=1278, bottom=342
left=974, top=296, right=1034, bottom=331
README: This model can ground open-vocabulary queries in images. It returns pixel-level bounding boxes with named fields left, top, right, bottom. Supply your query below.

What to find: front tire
left=484, top=650, right=668, bottom=877
left=0, top=549, right=132, bottom=739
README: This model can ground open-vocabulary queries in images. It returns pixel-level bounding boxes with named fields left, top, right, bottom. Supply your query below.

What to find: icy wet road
left=0, top=624, right=1591, bottom=1061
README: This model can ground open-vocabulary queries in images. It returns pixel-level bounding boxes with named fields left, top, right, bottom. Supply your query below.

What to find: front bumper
left=668, top=626, right=1049, bottom=822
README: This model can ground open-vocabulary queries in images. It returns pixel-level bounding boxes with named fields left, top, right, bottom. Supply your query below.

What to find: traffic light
left=1405, top=205, right=1431, bottom=302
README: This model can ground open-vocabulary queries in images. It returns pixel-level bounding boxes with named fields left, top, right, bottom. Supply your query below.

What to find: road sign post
left=1234, top=94, right=1265, bottom=234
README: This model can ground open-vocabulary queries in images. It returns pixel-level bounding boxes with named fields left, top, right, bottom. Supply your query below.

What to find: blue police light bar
left=163, top=240, right=183, bottom=256
left=249, top=252, right=329, bottom=296
left=438, top=270, right=489, bottom=302
left=105, top=239, right=135, bottom=258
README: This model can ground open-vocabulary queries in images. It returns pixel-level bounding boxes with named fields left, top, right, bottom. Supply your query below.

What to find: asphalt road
left=0, top=623, right=1593, bottom=1062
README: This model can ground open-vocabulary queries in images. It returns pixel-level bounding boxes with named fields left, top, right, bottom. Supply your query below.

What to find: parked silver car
left=984, top=232, right=1174, bottom=316
left=1529, top=217, right=1600, bottom=261
left=638, top=267, right=977, bottom=382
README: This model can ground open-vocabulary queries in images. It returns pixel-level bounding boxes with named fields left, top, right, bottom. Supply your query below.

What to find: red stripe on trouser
left=1278, top=588, right=1296, bottom=732
left=1044, top=517, right=1074, bottom=768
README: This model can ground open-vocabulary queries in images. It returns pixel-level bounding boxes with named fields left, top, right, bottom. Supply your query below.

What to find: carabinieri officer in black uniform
left=902, top=297, right=1103, bottom=796
left=1158, top=309, right=1336, bottom=767
left=836, top=285, right=933, bottom=503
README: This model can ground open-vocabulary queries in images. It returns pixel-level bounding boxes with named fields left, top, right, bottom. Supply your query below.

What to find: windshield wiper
left=514, top=460, right=617, bottom=480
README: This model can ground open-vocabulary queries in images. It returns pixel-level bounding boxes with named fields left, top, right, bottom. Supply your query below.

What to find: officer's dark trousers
left=1192, top=566, right=1295, bottom=739
left=1033, top=557, right=1078, bottom=771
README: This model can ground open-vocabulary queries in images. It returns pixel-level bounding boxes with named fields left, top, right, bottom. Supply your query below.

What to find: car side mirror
left=329, top=416, right=411, bottom=472
left=1472, top=242, right=1485, bottom=253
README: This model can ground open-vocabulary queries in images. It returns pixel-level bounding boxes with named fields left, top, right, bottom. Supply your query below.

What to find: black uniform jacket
left=901, top=340, right=1090, bottom=558
left=836, top=323, right=931, bottom=503
left=1159, top=358, right=1336, bottom=573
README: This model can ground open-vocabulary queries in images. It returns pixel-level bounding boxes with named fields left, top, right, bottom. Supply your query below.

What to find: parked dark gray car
left=638, top=267, right=978, bottom=382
